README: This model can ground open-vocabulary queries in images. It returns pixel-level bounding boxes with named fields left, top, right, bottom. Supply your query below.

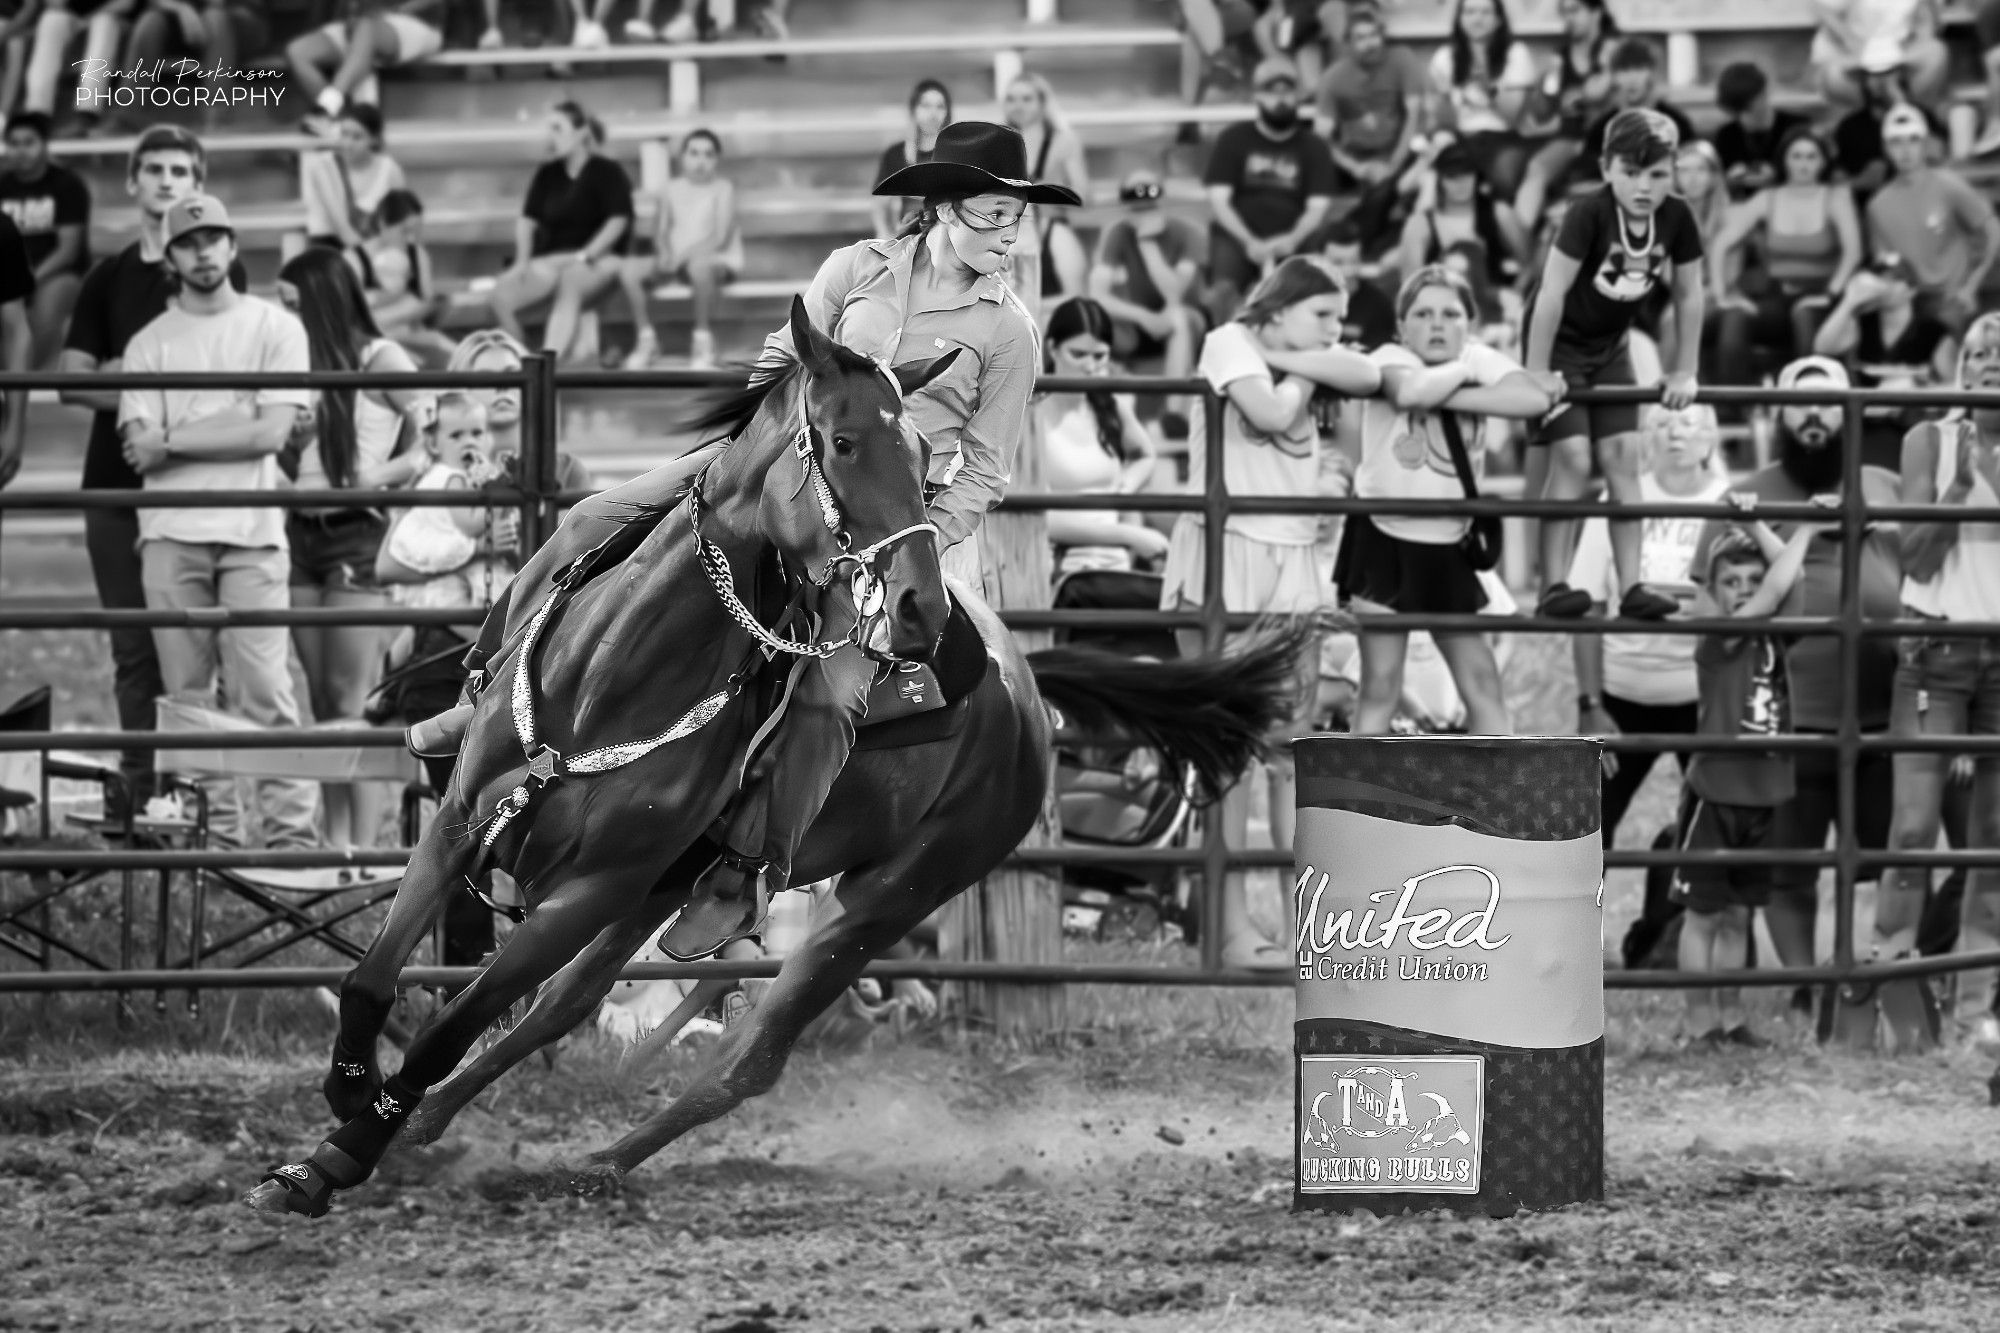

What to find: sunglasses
left=1119, top=182, right=1163, bottom=203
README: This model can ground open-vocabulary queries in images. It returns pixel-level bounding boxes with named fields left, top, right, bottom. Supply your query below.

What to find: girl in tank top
left=1034, top=298, right=1164, bottom=574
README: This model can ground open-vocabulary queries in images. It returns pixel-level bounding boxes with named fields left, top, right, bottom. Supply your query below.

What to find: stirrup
left=657, top=850, right=772, bottom=963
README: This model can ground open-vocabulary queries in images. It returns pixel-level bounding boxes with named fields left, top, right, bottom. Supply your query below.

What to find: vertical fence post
left=1833, top=388, right=1865, bottom=974
left=1199, top=387, right=1230, bottom=974
left=520, top=352, right=559, bottom=557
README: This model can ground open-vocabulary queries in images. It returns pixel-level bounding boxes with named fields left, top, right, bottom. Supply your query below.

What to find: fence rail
left=2, top=360, right=1997, bottom=998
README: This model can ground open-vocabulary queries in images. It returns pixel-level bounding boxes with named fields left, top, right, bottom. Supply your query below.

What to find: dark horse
left=245, top=298, right=1303, bottom=1216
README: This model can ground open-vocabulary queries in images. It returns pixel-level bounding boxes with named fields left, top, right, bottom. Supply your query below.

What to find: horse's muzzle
left=883, top=539, right=949, bottom=663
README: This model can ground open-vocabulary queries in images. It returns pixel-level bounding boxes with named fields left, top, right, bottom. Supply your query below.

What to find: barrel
left=1292, top=735, right=1603, bottom=1217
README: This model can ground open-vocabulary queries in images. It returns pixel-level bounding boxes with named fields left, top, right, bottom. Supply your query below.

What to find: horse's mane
left=683, top=358, right=801, bottom=443
left=602, top=359, right=803, bottom=533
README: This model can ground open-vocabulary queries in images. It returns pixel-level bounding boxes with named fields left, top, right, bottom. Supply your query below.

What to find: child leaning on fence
left=1671, top=509, right=1822, bottom=1048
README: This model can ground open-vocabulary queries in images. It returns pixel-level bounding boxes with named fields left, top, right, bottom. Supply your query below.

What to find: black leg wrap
left=324, top=1076, right=424, bottom=1183
left=323, top=1033, right=383, bottom=1122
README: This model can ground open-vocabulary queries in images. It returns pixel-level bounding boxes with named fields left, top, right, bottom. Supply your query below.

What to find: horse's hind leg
left=325, top=822, right=481, bottom=1120
left=250, top=869, right=648, bottom=1216
left=405, top=887, right=684, bottom=1146
left=573, top=837, right=981, bottom=1192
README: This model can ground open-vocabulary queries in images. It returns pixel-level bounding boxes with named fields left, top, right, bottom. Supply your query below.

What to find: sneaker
left=690, top=328, right=717, bottom=369
left=1974, top=122, right=2000, bottom=160
left=478, top=26, right=505, bottom=49
left=573, top=17, right=609, bottom=48
left=622, top=18, right=658, bottom=41
left=1618, top=585, right=1680, bottom=621
left=621, top=327, right=659, bottom=370
left=316, top=86, right=345, bottom=117
left=755, top=8, right=790, bottom=40
left=1537, top=583, right=1593, bottom=618
left=662, top=13, right=698, bottom=42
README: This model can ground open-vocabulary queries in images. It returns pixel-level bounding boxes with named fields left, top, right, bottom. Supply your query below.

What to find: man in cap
left=1811, top=0, right=1948, bottom=111
left=1688, top=356, right=1902, bottom=981
left=1201, top=52, right=1338, bottom=323
left=117, top=194, right=320, bottom=849
left=1865, top=103, right=2000, bottom=333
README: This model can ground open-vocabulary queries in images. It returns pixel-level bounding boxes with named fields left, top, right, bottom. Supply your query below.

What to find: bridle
left=689, top=371, right=939, bottom=661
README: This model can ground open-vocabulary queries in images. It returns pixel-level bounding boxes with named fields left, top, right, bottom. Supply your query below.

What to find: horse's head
left=765, top=296, right=959, bottom=662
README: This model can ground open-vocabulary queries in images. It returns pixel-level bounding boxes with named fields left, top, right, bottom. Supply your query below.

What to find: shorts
left=319, top=14, right=444, bottom=66
left=1159, top=516, right=1326, bottom=616
left=1332, top=515, right=1488, bottom=615
left=288, top=510, right=387, bottom=592
left=1535, top=339, right=1640, bottom=445
left=1669, top=787, right=1779, bottom=913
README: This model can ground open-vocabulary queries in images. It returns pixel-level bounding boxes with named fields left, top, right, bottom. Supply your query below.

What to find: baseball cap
left=1860, top=36, right=1904, bottom=75
left=1433, top=139, right=1476, bottom=177
left=1253, top=55, right=1301, bottom=90
left=1880, top=104, right=1930, bottom=142
left=163, top=193, right=233, bottom=247
left=1777, top=355, right=1851, bottom=391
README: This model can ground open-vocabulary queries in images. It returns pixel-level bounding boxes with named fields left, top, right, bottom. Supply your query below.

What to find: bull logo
left=1304, top=1069, right=1468, bottom=1154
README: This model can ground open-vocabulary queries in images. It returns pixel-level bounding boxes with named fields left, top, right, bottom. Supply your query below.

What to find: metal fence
left=3, top=359, right=2000, bottom=996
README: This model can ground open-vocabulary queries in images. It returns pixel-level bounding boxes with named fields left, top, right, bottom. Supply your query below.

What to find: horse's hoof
left=242, top=1165, right=333, bottom=1219
left=568, top=1160, right=625, bottom=1199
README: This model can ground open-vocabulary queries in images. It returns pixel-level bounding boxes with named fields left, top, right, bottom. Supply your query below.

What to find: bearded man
left=1202, top=53, right=1338, bottom=323
left=1689, top=356, right=1903, bottom=978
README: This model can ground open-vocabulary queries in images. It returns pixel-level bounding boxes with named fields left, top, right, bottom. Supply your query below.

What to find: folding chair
left=151, top=699, right=422, bottom=1008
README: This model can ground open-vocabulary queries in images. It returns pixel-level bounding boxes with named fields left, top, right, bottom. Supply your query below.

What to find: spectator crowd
left=3, top=0, right=2000, bottom=1039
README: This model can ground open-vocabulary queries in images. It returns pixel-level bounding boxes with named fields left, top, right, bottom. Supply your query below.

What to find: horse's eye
left=831, top=435, right=856, bottom=457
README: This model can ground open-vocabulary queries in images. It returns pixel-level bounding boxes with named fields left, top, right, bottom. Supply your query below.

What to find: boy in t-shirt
left=1673, top=518, right=1817, bottom=1046
left=1526, top=107, right=1706, bottom=622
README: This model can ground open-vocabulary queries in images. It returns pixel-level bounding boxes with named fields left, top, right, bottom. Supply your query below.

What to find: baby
left=380, top=392, right=517, bottom=610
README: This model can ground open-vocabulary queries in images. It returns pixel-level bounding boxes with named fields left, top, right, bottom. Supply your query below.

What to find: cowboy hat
left=872, top=121, right=1082, bottom=206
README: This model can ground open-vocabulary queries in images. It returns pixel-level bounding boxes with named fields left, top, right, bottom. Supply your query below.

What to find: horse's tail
left=1026, top=619, right=1316, bottom=804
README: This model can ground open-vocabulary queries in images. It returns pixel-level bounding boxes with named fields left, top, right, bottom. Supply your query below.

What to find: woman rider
left=411, top=123, right=1077, bottom=959
left=655, top=122, right=1079, bottom=958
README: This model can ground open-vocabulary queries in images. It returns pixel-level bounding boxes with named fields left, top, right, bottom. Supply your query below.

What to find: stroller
left=1049, top=567, right=1203, bottom=942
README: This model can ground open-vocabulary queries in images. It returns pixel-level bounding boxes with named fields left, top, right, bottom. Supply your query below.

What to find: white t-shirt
left=1567, top=472, right=1729, bottom=706
left=1903, top=418, right=2000, bottom=623
left=1354, top=340, right=1518, bottom=545
left=1427, top=42, right=1538, bottom=138
left=1187, top=322, right=1322, bottom=548
left=120, top=295, right=313, bottom=549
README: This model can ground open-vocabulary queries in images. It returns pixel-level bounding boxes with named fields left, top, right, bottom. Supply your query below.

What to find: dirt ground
left=3, top=996, right=2000, bottom=1333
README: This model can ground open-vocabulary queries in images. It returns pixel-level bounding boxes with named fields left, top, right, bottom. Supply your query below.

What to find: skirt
left=1332, top=515, right=1488, bottom=616
left=1158, top=515, right=1326, bottom=615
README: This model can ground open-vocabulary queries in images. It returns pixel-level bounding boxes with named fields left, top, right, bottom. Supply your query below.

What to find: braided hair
left=1043, top=297, right=1126, bottom=462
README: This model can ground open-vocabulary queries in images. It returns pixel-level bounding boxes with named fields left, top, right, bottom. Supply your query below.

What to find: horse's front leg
left=404, top=884, right=687, bottom=1146
left=250, top=866, right=654, bottom=1218
left=569, top=836, right=973, bottom=1196
left=326, top=818, right=484, bottom=1121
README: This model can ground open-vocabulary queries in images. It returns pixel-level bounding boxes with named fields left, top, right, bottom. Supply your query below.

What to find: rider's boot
left=405, top=668, right=489, bottom=760
left=658, top=647, right=876, bottom=961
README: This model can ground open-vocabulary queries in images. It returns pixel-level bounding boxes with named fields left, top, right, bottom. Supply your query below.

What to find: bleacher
left=33, top=0, right=2000, bottom=363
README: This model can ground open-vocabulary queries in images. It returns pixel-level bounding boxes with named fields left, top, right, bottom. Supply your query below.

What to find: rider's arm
left=754, top=241, right=867, bottom=381
left=928, top=311, right=1036, bottom=549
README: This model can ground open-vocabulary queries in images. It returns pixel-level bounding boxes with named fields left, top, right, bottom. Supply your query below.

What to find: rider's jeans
left=723, top=642, right=875, bottom=884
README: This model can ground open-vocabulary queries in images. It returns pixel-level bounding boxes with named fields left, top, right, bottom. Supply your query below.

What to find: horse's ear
left=789, top=295, right=834, bottom=376
left=895, top=348, right=961, bottom=398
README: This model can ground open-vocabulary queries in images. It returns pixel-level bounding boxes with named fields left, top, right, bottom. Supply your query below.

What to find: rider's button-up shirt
left=757, top=234, right=1039, bottom=549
